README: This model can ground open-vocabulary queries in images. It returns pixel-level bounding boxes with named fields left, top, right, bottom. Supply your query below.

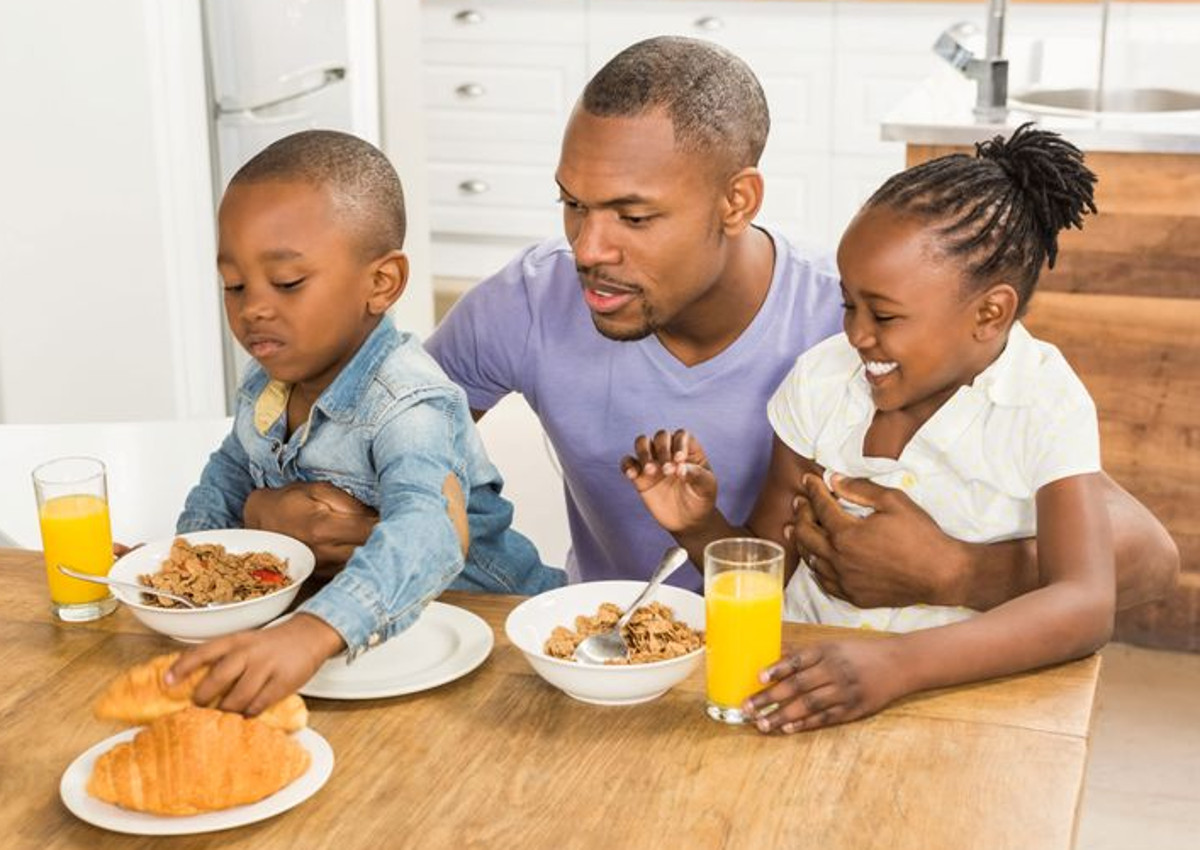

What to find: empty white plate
left=299, top=602, right=494, bottom=700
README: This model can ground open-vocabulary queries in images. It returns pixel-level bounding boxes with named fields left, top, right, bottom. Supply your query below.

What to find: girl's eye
left=874, top=314, right=897, bottom=323
left=223, top=284, right=244, bottom=294
left=273, top=278, right=304, bottom=290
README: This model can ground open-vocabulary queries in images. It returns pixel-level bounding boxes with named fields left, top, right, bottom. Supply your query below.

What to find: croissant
left=87, top=707, right=311, bottom=815
left=93, top=653, right=307, bottom=732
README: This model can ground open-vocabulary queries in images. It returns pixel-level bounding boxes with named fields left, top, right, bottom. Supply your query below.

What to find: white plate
left=60, top=726, right=333, bottom=835
left=299, top=601, right=494, bottom=700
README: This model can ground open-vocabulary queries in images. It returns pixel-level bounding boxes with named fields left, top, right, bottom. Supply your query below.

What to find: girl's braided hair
left=865, top=123, right=1097, bottom=313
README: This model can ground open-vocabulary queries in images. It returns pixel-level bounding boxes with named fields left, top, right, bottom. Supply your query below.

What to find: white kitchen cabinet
left=421, top=0, right=587, bottom=276
left=418, top=0, right=1132, bottom=278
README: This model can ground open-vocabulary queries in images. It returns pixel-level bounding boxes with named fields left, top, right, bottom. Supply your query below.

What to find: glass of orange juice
left=32, top=456, right=118, bottom=622
left=704, top=537, right=784, bottom=724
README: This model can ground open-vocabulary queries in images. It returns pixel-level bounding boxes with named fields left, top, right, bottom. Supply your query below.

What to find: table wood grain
left=0, top=548, right=1100, bottom=849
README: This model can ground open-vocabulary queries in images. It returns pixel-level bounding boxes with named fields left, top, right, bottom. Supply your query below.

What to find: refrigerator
left=202, top=0, right=381, bottom=397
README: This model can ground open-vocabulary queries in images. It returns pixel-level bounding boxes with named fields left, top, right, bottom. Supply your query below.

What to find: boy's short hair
left=230, top=130, right=406, bottom=259
left=581, top=36, right=770, bottom=175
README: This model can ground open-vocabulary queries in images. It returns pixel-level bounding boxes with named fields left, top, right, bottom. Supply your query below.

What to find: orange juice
left=39, top=494, right=113, bottom=604
left=705, top=569, right=783, bottom=710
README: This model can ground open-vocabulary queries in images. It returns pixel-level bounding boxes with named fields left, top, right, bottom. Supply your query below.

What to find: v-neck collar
left=634, top=226, right=786, bottom=389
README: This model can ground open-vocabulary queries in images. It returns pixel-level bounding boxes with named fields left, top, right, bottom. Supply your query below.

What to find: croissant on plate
left=93, top=653, right=307, bottom=732
left=87, top=707, right=311, bottom=815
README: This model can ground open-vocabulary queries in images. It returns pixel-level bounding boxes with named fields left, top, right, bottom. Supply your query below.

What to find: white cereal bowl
left=106, top=529, right=315, bottom=642
left=504, top=580, right=706, bottom=706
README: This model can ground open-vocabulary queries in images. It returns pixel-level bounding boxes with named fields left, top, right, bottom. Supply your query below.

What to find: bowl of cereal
left=106, top=530, right=315, bottom=642
left=504, top=580, right=705, bottom=706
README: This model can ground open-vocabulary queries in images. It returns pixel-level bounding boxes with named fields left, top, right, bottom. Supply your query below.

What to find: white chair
left=474, top=395, right=571, bottom=569
left=0, top=418, right=233, bottom=549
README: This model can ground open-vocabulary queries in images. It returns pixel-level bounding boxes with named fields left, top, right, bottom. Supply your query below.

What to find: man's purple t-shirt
left=426, top=226, right=843, bottom=592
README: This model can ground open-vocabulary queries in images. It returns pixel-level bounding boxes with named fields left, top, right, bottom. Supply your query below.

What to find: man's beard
left=590, top=299, right=658, bottom=342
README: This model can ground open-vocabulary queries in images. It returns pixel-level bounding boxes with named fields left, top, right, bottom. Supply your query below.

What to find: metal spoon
left=574, top=546, right=689, bottom=665
left=56, top=564, right=200, bottom=609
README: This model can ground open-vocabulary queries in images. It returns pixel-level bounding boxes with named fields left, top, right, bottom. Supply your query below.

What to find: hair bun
left=975, top=123, right=1097, bottom=267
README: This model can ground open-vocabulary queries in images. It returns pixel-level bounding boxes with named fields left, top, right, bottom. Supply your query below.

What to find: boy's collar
left=252, top=316, right=398, bottom=434
left=311, top=315, right=398, bottom=421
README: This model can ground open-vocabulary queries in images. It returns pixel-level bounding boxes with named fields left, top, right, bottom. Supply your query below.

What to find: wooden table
left=0, top=548, right=1101, bottom=850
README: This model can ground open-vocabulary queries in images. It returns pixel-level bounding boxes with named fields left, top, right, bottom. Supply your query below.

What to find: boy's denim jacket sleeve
left=298, top=392, right=470, bottom=657
left=177, top=431, right=255, bottom=532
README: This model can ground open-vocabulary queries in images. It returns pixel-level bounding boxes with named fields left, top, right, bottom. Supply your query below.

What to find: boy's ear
left=720, top=167, right=764, bottom=237
left=973, top=283, right=1019, bottom=341
left=368, top=250, right=409, bottom=316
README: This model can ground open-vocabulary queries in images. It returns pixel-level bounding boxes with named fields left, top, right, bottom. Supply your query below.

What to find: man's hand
left=244, top=483, right=377, bottom=576
left=789, top=473, right=970, bottom=609
left=743, top=640, right=908, bottom=733
left=620, top=429, right=718, bottom=534
left=166, top=613, right=345, bottom=716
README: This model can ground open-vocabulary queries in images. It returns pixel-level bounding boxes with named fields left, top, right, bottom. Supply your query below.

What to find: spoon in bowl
left=56, top=564, right=201, bottom=609
left=574, top=546, right=690, bottom=665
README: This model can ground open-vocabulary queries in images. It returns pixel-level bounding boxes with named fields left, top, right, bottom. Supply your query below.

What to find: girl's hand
left=620, top=429, right=717, bottom=534
left=742, top=640, right=908, bottom=733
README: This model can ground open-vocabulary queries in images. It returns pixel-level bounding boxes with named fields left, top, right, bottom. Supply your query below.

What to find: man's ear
left=368, top=250, right=409, bottom=316
left=720, top=167, right=764, bottom=237
left=973, top=283, right=1019, bottom=341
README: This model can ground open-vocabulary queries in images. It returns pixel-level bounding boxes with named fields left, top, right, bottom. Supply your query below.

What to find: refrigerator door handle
left=215, top=66, right=346, bottom=117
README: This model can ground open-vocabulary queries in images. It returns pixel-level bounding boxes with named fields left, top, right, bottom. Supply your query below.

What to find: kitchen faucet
left=933, top=0, right=1009, bottom=120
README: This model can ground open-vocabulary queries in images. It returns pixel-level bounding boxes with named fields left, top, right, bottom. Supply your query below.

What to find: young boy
left=169, top=130, right=563, bottom=714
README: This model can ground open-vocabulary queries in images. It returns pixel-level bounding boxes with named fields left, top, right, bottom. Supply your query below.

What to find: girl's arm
left=623, top=432, right=820, bottom=572
left=747, top=472, right=1115, bottom=733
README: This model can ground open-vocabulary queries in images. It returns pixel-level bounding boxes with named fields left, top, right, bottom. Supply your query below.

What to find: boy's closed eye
left=272, top=278, right=305, bottom=290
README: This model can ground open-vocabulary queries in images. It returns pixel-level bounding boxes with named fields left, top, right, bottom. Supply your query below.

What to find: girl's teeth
left=865, top=361, right=898, bottom=376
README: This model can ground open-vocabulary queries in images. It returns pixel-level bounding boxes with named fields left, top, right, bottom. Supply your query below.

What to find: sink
left=1010, top=87, right=1200, bottom=116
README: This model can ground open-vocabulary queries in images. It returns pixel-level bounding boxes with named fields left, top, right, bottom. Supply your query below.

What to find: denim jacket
left=178, top=316, right=564, bottom=656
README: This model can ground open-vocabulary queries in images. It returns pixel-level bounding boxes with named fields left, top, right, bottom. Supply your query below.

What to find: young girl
left=623, top=123, right=1114, bottom=733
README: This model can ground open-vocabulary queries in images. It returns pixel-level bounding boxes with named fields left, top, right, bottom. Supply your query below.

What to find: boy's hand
left=742, top=640, right=907, bottom=734
left=620, top=429, right=717, bottom=534
left=244, top=483, right=378, bottom=575
left=167, top=613, right=345, bottom=716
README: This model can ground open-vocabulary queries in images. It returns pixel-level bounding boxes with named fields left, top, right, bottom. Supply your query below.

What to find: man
left=248, top=37, right=1177, bottom=610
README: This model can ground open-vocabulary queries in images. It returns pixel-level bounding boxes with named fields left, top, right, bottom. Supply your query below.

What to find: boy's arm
left=794, top=471, right=1177, bottom=612
left=170, top=398, right=472, bottom=713
left=295, top=398, right=472, bottom=657
left=176, top=431, right=256, bottom=532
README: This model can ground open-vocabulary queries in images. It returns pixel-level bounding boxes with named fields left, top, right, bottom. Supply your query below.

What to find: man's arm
left=794, top=472, right=1178, bottom=612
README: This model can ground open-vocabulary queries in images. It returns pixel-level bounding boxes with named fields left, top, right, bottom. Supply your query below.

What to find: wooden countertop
left=0, top=547, right=1101, bottom=849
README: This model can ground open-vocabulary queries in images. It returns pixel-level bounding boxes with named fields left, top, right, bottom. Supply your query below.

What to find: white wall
left=378, top=0, right=435, bottom=339
left=0, top=0, right=226, bottom=424
left=0, top=0, right=434, bottom=425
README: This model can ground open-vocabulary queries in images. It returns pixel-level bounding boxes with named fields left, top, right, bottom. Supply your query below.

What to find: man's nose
left=570, top=212, right=621, bottom=268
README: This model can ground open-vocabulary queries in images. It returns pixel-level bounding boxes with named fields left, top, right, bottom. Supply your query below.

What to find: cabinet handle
left=458, top=179, right=490, bottom=195
left=694, top=16, right=725, bottom=31
left=455, top=82, right=486, bottom=99
left=453, top=9, right=484, bottom=25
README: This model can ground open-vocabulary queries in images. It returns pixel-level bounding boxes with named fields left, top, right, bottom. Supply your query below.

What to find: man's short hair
left=230, top=129, right=406, bottom=257
left=581, top=36, right=770, bottom=172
